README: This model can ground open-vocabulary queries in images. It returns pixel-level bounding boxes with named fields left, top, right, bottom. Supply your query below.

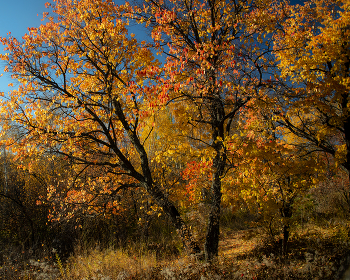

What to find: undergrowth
left=1, top=223, right=350, bottom=279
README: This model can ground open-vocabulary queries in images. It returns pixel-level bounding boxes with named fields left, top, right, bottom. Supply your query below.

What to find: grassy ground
left=1, top=223, right=350, bottom=279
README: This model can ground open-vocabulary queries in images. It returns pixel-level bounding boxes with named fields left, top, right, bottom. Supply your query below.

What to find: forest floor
left=1, top=223, right=350, bottom=279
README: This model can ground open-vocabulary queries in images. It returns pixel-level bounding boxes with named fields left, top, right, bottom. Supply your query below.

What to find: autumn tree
left=227, top=105, right=321, bottom=254
left=132, top=0, right=283, bottom=260
left=0, top=0, right=200, bottom=253
left=273, top=0, right=350, bottom=202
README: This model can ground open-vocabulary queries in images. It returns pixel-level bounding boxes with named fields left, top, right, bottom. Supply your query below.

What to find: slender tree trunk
left=114, top=98, right=200, bottom=254
left=281, top=201, right=292, bottom=255
left=143, top=182, right=201, bottom=254
left=340, top=93, right=350, bottom=211
left=204, top=151, right=224, bottom=261
left=282, top=224, right=289, bottom=255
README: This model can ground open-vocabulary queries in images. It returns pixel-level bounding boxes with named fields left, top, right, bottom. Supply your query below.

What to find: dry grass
left=2, top=223, right=350, bottom=279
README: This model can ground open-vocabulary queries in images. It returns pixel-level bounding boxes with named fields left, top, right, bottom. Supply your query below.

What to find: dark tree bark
left=280, top=201, right=292, bottom=255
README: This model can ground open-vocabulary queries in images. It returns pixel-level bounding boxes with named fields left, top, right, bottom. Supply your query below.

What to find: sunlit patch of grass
left=219, top=228, right=263, bottom=258
left=223, top=223, right=350, bottom=280
left=65, top=245, right=159, bottom=279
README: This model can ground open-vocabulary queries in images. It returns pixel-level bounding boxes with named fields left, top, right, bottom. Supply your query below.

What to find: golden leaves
left=0, top=0, right=161, bottom=171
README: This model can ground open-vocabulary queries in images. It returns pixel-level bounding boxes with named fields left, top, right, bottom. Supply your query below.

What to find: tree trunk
left=204, top=192, right=221, bottom=261
left=115, top=97, right=201, bottom=254
left=282, top=224, right=289, bottom=255
left=281, top=201, right=292, bottom=255
left=204, top=119, right=226, bottom=261
left=143, top=182, right=201, bottom=254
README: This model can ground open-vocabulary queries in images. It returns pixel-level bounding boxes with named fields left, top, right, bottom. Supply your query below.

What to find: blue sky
left=0, top=1, right=48, bottom=38
left=0, top=0, right=305, bottom=94
left=0, top=0, right=49, bottom=92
